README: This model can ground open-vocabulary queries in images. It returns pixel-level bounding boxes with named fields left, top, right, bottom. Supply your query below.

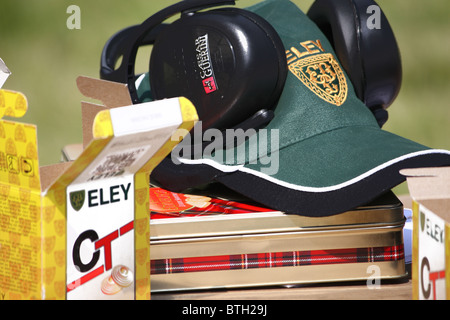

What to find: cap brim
left=179, top=125, right=450, bottom=216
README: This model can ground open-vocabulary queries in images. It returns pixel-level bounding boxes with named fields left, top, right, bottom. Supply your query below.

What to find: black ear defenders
left=100, top=0, right=403, bottom=192
left=307, top=0, right=402, bottom=127
left=100, top=0, right=401, bottom=130
left=100, top=0, right=287, bottom=132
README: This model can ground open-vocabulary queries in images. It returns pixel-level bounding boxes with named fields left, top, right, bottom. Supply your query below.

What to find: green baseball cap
left=140, top=0, right=450, bottom=216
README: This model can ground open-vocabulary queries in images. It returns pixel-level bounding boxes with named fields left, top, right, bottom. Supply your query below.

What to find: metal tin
left=149, top=189, right=407, bottom=292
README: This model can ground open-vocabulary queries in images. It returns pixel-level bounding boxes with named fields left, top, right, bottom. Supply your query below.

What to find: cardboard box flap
left=42, top=75, right=198, bottom=193
left=77, top=76, right=130, bottom=147
left=81, top=102, right=107, bottom=149
left=401, top=167, right=450, bottom=219
left=400, top=167, right=450, bottom=200
left=46, top=97, right=197, bottom=192
left=76, top=76, right=131, bottom=108
left=40, top=161, right=74, bottom=191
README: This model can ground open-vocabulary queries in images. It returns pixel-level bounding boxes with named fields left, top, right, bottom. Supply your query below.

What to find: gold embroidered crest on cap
left=287, top=49, right=348, bottom=106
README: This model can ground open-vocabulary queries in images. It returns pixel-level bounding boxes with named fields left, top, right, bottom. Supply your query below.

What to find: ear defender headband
left=100, top=0, right=288, bottom=132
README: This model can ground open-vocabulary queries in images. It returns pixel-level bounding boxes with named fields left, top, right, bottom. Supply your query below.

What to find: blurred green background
left=0, top=0, right=449, bottom=196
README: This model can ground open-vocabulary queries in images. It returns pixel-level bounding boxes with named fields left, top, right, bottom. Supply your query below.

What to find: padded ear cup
left=307, top=0, right=402, bottom=127
left=100, top=0, right=238, bottom=98
left=149, top=8, right=287, bottom=131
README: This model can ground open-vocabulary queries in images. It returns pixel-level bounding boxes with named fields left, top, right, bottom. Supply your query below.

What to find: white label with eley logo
left=418, top=205, right=446, bottom=300
left=66, top=175, right=135, bottom=300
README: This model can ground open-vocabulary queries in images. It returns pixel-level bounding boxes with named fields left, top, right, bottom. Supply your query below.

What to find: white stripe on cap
left=177, top=149, right=450, bottom=193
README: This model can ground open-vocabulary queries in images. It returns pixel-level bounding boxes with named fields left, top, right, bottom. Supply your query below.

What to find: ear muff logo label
left=287, top=41, right=348, bottom=106
left=195, top=34, right=218, bottom=94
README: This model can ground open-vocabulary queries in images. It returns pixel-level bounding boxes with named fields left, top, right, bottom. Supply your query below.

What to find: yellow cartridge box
left=0, top=71, right=197, bottom=300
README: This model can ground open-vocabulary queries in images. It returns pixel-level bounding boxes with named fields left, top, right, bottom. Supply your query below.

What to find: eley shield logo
left=286, top=40, right=348, bottom=106
left=70, top=190, right=85, bottom=211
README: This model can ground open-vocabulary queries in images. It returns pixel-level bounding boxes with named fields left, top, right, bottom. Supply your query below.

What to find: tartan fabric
left=150, top=245, right=404, bottom=275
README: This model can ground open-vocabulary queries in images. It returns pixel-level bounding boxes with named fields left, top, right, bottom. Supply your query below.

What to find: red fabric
left=149, top=187, right=273, bottom=220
